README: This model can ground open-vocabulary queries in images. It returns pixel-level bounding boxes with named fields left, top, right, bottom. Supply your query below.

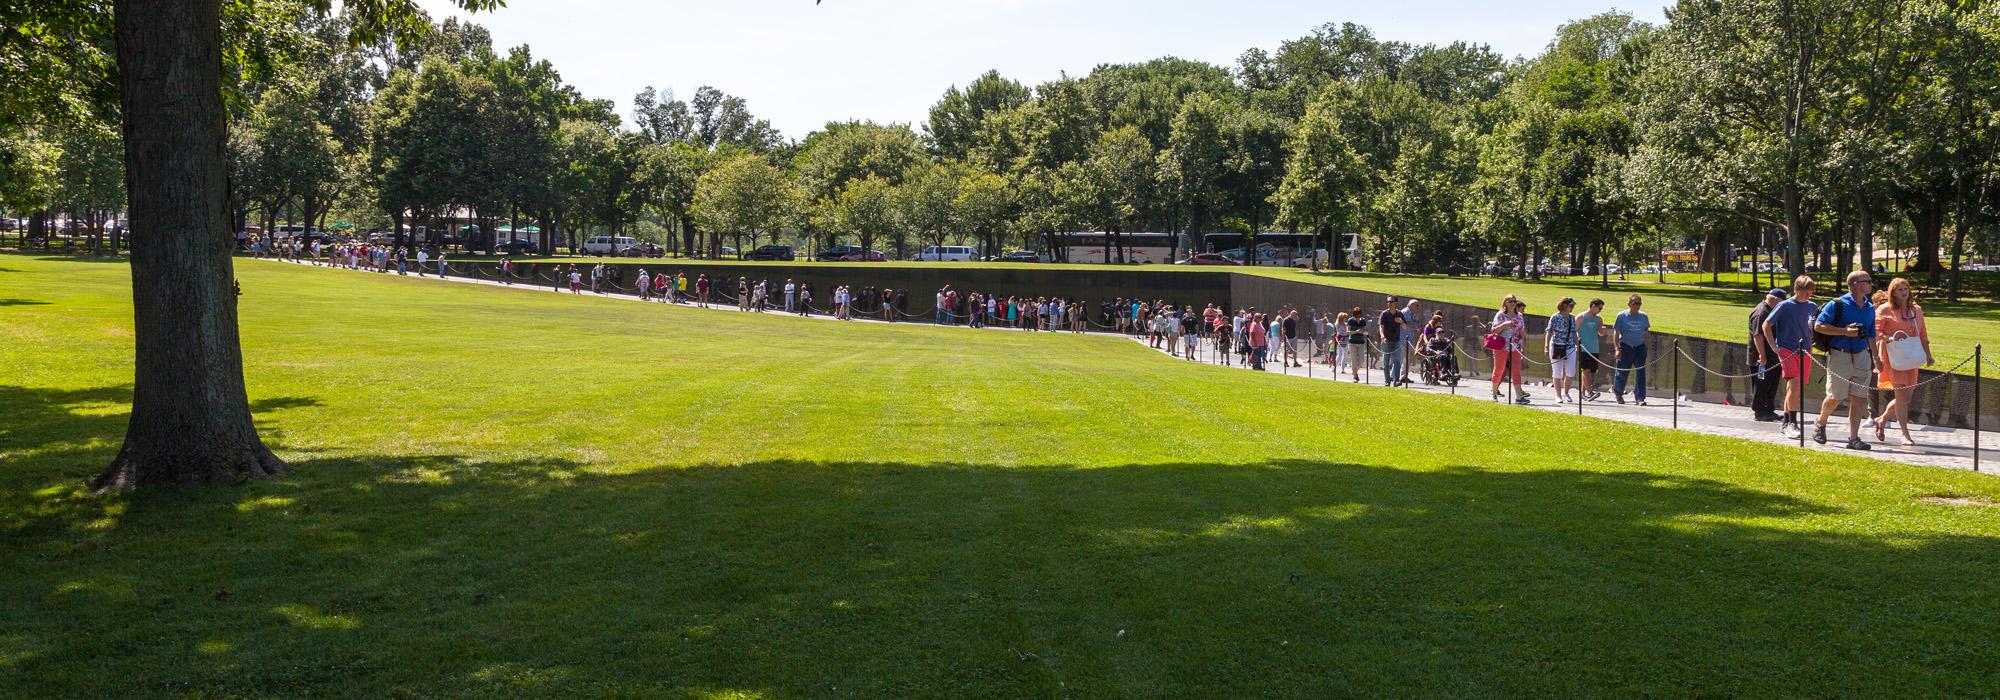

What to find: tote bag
left=1885, top=331, right=1927, bottom=372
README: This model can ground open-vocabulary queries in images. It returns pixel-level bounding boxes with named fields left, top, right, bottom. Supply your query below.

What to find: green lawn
left=6, top=251, right=2000, bottom=696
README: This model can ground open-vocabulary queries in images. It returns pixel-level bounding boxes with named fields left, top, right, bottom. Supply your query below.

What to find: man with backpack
left=1810, top=271, right=1877, bottom=450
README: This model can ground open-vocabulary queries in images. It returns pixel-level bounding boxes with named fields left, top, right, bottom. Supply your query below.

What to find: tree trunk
left=1781, top=181, right=1805, bottom=275
left=1856, top=193, right=1874, bottom=276
left=1905, top=201, right=1944, bottom=281
left=95, top=0, right=283, bottom=491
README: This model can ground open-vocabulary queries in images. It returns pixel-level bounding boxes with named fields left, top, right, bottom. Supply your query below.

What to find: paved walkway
left=260, top=257, right=1993, bottom=474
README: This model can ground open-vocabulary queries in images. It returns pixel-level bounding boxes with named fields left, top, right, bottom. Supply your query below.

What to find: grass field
left=6, top=251, right=2000, bottom=696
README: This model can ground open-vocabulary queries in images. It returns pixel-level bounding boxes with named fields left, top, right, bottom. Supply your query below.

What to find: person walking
left=1871, top=277, right=1932, bottom=446
left=1811, top=270, right=1877, bottom=450
left=784, top=279, right=797, bottom=313
left=1612, top=294, right=1650, bottom=406
left=567, top=265, right=582, bottom=295
left=1288, top=310, right=1304, bottom=366
left=1546, top=297, right=1579, bottom=404
left=1400, top=299, right=1422, bottom=383
left=697, top=274, right=711, bottom=308
left=1379, top=297, right=1407, bottom=385
left=1577, top=299, right=1604, bottom=400
left=1489, top=295, right=1528, bottom=403
left=1342, top=306, right=1368, bottom=382
left=1247, top=313, right=1269, bottom=371
left=636, top=268, right=652, bottom=300
left=1747, top=287, right=1788, bottom=422
left=1762, top=276, right=1818, bottom=439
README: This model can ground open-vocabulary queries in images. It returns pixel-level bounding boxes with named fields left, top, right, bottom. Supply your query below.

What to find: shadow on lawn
left=8, top=453, right=2000, bottom=696
left=0, top=298, right=48, bottom=306
left=0, top=386, right=321, bottom=505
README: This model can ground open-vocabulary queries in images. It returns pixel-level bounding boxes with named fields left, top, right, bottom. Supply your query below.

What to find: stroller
left=1418, top=330, right=1461, bottom=386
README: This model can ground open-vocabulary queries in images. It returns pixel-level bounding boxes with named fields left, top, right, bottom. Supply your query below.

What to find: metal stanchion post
left=1976, top=344, right=1983, bottom=473
left=1800, top=336, right=1808, bottom=450
left=1672, top=339, right=1680, bottom=429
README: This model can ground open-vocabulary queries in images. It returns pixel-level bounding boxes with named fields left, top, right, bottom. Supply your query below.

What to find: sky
left=414, top=0, right=1668, bottom=140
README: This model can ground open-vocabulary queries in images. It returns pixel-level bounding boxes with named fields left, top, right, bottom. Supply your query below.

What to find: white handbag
left=1885, top=331, right=1927, bottom=372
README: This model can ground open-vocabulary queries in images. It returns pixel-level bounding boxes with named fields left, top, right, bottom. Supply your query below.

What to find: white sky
left=415, top=0, right=1667, bottom=139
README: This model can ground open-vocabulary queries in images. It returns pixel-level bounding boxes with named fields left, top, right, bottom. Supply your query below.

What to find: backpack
left=1811, top=299, right=1843, bottom=353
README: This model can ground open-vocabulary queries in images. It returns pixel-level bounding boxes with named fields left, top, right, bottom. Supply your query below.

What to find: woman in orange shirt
left=1872, top=277, right=1933, bottom=445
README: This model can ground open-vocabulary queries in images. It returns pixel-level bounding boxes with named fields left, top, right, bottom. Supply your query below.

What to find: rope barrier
left=1673, top=345, right=1765, bottom=379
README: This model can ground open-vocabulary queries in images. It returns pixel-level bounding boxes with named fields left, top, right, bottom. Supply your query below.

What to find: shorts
left=1824, top=350, right=1873, bottom=400
left=1777, top=348, right=1811, bottom=381
left=1549, top=347, right=1576, bottom=379
left=1578, top=350, right=1601, bottom=372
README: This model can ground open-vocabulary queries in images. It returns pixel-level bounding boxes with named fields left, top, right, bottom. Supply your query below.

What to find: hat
left=1768, top=287, right=1788, bottom=298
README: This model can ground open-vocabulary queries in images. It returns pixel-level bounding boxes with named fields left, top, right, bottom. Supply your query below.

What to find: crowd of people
left=273, top=251, right=1953, bottom=452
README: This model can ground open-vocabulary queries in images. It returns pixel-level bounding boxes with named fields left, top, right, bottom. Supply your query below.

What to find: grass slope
left=4, top=252, right=2000, bottom=696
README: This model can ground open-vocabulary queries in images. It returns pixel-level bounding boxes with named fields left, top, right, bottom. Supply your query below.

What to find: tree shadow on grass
left=6, top=453, right=1999, bottom=697
left=0, top=298, right=48, bottom=306
left=0, top=385, right=320, bottom=465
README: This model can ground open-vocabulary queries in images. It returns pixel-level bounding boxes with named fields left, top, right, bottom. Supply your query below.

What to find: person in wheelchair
left=1417, top=313, right=1460, bottom=386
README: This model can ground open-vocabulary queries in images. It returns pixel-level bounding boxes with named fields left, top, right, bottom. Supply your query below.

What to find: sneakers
left=1514, top=396, right=1532, bottom=405
left=1615, top=394, right=1626, bottom=405
left=1845, top=437, right=1872, bottom=451
left=1754, top=413, right=1782, bottom=422
left=1812, top=424, right=1828, bottom=445
left=1780, top=421, right=1802, bottom=440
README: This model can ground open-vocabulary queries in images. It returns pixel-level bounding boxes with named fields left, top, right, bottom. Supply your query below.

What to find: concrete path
left=261, top=257, right=1993, bottom=474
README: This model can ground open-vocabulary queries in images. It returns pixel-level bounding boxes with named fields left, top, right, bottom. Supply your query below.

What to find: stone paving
left=263, top=257, right=1994, bottom=474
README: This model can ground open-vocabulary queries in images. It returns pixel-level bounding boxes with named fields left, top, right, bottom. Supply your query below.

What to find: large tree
left=91, top=0, right=495, bottom=491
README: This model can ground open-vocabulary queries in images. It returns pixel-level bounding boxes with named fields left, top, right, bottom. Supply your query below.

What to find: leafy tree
left=897, top=162, right=962, bottom=253
left=953, top=167, right=1014, bottom=257
left=1274, top=94, right=1369, bottom=266
left=1160, top=93, right=1229, bottom=238
left=832, top=175, right=898, bottom=258
left=926, top=70, right=1030, bottom=160
left=695, top=154, right=797, bottom=256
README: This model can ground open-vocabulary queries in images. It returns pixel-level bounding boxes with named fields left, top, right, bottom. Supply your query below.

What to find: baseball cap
left=1768, top=287, right=1788, bottom=298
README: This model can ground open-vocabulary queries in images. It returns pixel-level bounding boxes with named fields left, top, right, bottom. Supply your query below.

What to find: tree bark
left=95, top=0, right=284, bottom=491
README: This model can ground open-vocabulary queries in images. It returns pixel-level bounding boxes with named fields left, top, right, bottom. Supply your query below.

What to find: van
left=914, top=245, right=976, bottom=262
left=582, top=236, right=640, bottom=256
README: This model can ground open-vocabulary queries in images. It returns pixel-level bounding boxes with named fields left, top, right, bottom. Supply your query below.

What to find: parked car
left=836, top=248, right=887, bottom=262
left=913, top=245, right=977, bottom=262
left=493, top=239, right=539, bottom=255
left=580, top=235, right=642, bottom=256
left=998, top=250, right=1042, bottom=263
left=745, top=244, right=795, bottom=261
left=620, top=242, right=665, bottom=258
left=817, top=245, right=863, bottom=261
left=1177, top=253, right=1241, bottom=266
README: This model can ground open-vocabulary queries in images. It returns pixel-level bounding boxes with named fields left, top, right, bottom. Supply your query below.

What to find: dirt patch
left=1919, top=494, right=1999, bottom=507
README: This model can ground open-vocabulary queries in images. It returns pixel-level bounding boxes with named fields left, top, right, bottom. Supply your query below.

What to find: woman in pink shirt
left=1247, top=314, right=1269, bottom=371
left=1489, top=294, right=1528, bottom=404
left=1871, top=278, right=1932, bottom=445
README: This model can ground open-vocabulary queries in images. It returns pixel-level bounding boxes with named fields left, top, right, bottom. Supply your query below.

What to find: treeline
left=3, top=2, right=1997, bottom=296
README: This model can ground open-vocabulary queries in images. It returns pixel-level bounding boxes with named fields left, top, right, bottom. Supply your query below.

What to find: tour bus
left=1046, top=232, right=1178, bottom=263
left=1201, top=232, right=1322, bottom=266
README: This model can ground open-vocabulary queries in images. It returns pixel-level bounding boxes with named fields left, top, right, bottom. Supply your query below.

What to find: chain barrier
left=1801, top=349, right=1977, bottom=393
left=1673, top=346, right=1766, bottom=380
